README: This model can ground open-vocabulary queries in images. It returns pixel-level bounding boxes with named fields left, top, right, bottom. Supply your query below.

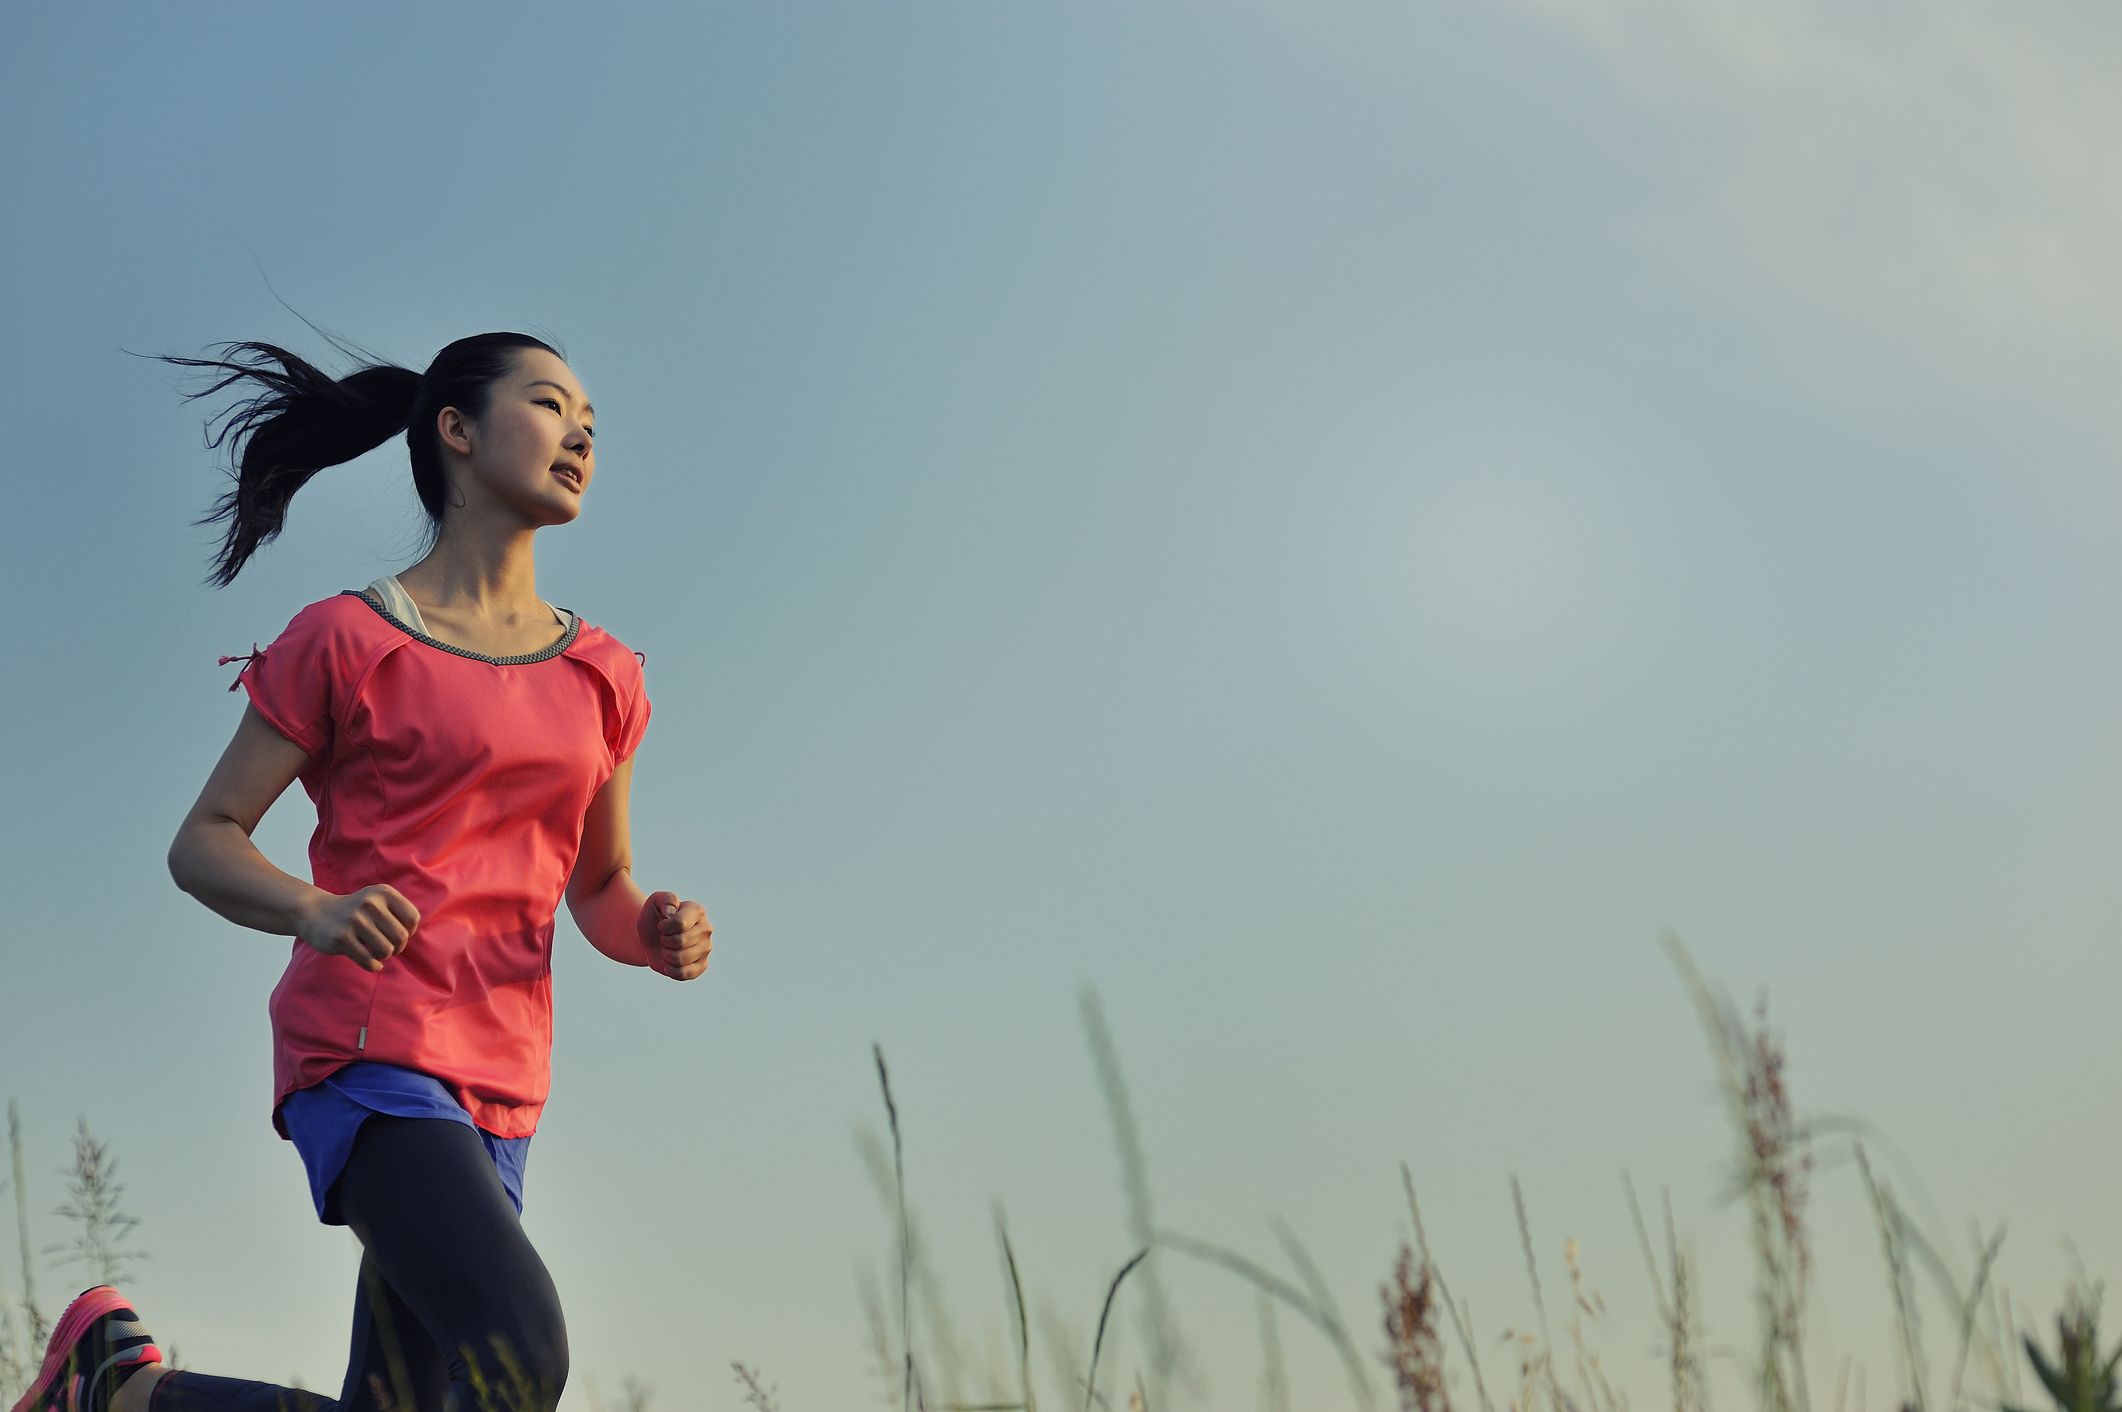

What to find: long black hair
left=158, top=331, right=562, bottom=586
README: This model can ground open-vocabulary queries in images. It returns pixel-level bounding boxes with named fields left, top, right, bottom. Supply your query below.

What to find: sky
left=3, top=3, right=2121, bottom=1410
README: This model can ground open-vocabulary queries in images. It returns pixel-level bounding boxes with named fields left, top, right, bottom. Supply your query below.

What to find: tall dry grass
left=3, top=941, right=2115, bottom=1411
left=837, top=942, right=2104, bottom=1412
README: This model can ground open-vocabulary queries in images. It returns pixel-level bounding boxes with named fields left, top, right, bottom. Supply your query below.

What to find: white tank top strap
left=366, top=576, right=428, bottom=636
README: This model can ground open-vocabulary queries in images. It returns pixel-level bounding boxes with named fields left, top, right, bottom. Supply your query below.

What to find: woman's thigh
left=334, top=1117, right=568, bottom=1409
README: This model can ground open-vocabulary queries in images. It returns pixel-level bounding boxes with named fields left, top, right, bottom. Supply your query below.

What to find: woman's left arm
left=567, top=755, right=714, bottom=980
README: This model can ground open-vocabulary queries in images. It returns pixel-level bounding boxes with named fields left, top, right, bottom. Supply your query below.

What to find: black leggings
left=150, top=1117, right=568, bottom=1412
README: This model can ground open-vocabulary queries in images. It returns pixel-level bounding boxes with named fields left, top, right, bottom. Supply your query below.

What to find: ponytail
left=160, top=330, right=562, bottom=586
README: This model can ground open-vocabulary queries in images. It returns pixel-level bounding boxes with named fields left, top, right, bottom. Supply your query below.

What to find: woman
left=11, top=333, right=713, bottom=1412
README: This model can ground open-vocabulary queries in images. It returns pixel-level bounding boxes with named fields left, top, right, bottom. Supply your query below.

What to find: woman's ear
left=437, top=406, right=475, bottom=457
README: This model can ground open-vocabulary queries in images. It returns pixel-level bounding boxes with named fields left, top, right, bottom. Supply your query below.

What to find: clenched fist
left=638, top=890, right=712, bottom=981
left=299, top=884, right=420, bottom=972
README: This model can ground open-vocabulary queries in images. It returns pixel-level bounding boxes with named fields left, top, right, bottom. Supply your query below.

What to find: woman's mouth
left=551, top=464, right=585, bottom=492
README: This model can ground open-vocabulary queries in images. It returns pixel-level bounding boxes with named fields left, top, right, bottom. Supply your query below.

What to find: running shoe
left=9, top=1286, right=162, bottom=1412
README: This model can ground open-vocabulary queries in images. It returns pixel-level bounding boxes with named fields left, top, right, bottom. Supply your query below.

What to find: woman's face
left=443, top=347, right=597, bottom=527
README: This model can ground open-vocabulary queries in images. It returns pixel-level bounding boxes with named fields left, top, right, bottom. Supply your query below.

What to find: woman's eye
left=537, top=397, right=592, bottom=438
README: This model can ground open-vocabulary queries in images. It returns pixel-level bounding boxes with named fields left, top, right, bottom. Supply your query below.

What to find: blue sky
left=4, top=4, right=2120, bottom=1409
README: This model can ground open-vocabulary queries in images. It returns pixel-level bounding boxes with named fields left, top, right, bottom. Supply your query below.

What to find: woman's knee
left=465, top=1289, right=568, bottom=1410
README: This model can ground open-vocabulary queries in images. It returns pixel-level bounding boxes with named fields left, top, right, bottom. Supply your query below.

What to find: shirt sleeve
left=236, top=598, right=359, bottom=756
left=612, top=649, right=652, bottom=765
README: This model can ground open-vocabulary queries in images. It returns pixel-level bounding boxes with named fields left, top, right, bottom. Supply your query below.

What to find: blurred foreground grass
left=840, top=937, right=2114, bottom=1412
left=4, top=939, right=2117, bottom=1412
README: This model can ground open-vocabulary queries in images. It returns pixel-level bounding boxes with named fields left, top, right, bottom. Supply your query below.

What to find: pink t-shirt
left=234, top=589, right=651, bottom=1138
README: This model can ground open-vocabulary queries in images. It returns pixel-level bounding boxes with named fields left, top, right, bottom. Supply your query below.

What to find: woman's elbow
left=167, top=817, right=215, bottom=896
left=167, top=830, right=196, bottom=895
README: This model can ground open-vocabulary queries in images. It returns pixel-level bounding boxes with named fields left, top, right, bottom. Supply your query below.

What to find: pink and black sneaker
left=9, top=1286, right=162, bottom=1412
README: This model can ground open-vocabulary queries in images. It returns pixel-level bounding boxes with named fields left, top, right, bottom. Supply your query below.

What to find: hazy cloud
left=1506, top=0, right=2122, bottom=380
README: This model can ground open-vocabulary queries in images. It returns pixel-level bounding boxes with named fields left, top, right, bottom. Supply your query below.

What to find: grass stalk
left=1269, top=1215, right=1376, bottom=1410
left=732, top=1363, right=782, bottom=1412
left=1512, top=1176, right=1567, bottom=1412
left=1856, top=1146, right=1926, bottom=1412
left=1086, top=1248, right=1148, bottom=1412
left=1078, top=989, right=1187, bottom=1407
left=1625, top=1175, right=1707, bottom=1412
left=8, top=1102, right=44, bottom=1345
left=994, top=1205, right=1037, bottom=1412
left=1257, top=1290, right=1290, bottom=1412
left=1664, top=936, right=1813, bottom=1412
left=1945, top=1224, right=2006, bottom=1412
left=874, top=1043, right=922, bottom=1412
left=1153, top=1227, right=1374, bottom=1408
left=1406, top=1165, right=1495, bottom=1412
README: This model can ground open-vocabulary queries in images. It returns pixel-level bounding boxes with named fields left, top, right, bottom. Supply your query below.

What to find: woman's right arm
left=168, top=703, right=419, bottom=972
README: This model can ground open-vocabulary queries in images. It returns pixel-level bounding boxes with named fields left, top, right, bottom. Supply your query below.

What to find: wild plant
left=1563, top=1238, right=1622, bottom=1412
left=864, top=1042, right=977, bottom=1411
left=1503, top=1177, right=1566, bottom=1412
left=2, top=1106, right=146, bottom=1408
left=1403, top=1166, right=1494, bottom=1412
left=8, top=950, right=2121, bottom=1412
left=453, top=1328, right=553, bottom=1412
left=1623, top=1175, right=1705, bottom=1412
left=0, top=1295, right=26, bottom=1405
left=1666, top=937, right=1813, bottom=1412
left=1856, top=1146, right=1926, bottom=1412
left=45, top=1117, right=147, bottom=1287
left=2007, top=1282, right=2122, bottom=1412
left=1381, top=1241, right=1449, bottom=1412
left=9, top=1100, right=47, bottom=1345
left=616, top=1371, right=656, bottom=1412
left=1079, top=989, right=1194, bottom=1409
left=733, top=1361, right=782, bottom=1412
left=1258, top=1291, right=1291, bottom=1412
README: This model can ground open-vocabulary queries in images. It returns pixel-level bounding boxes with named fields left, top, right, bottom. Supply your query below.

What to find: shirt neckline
left=343, top=589, right=582, bottom=665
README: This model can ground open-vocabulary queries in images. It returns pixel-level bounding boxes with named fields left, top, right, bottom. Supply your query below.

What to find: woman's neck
left=396, top=519, right=544, bottom=620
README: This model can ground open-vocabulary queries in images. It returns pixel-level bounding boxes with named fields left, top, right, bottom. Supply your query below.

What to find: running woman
left=11, top=332, right=713, bottom=1412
